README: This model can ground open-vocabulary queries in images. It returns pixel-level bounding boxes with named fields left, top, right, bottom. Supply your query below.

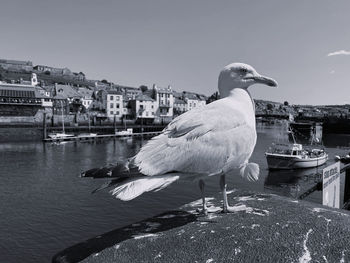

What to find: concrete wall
left=0, top=127, right=42, bottom=142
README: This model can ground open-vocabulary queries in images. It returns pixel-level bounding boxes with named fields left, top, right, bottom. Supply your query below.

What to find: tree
left=140, top=85, right=148, bottom=93
left=284, top=101, right=289, bottom=106
left=101, top=79, right=109, bottom=84
left=266, top=103, right=273, bottom=111
left=206, top=91, right=220, bottom=104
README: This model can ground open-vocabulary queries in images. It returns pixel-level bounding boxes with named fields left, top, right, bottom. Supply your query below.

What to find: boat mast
left=88, top=112, right=91, bottom=132
left=61, top=100, right=65, bottom=133
left=289, top=127, right=297, bottom=144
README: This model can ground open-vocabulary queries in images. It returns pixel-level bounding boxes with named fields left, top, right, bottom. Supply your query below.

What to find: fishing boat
left=265, top=143, right=328, bottom=170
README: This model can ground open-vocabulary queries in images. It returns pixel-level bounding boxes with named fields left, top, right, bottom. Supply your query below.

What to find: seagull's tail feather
left=80, top=159, right=139, bottom=179
left=110, top=174, right=180, bottom=201
left=239, top=162, right=259, bottom=182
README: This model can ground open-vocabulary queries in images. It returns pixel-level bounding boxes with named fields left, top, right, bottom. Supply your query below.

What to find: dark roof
left=172, top=91, right=183, bottom=99
left=0, top=89, right=35, bottom=98
left=46, top=84, right=83, bottom=99
left=0, top=85, right=38, bottom=98
left=135, top=94, right=154, bottom=101
left=106, top=90, right=122, bottom=95
left=174, top=98, right=186, bottom=104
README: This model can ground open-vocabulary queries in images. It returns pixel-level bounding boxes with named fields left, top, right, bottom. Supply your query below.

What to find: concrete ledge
left=52, top=190, right=350, bottom=263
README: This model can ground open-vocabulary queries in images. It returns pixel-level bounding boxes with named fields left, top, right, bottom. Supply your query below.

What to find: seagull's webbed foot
left=197, top=205, right=222, bottom=215
left=223, top=204, right=247, bottom=213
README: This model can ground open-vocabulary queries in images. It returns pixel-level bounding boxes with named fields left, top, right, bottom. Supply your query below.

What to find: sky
left=1, top=0, right=350, bottom=105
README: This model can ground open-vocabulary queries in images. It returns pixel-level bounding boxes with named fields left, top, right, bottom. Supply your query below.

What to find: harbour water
left=0, top=123, right=349, bottom=263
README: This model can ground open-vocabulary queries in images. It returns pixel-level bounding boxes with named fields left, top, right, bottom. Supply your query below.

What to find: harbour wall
left=52, top=189, right=350, bottom=263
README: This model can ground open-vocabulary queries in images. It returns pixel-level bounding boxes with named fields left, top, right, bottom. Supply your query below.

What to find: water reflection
left=323, top=134, right=350, bottom=148
left=264, top=168, right=322, bottom=198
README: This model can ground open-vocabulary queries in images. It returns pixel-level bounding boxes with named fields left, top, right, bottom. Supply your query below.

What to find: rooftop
left=46, top=84, right=83, bottom=99
left=174, top=98, right=186, bottom=104
left=106, top=90, right=122, bottom=95
left=134, top=94, right=154, bottom=102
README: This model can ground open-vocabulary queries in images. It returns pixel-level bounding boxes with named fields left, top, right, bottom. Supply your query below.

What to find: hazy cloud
left=327, top=50, right=350, bottom=56
left=330, top=70, right=335, bottom=74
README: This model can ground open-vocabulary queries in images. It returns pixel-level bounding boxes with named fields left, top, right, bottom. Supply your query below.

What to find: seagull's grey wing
left=133, top=99, right=249, bottom=175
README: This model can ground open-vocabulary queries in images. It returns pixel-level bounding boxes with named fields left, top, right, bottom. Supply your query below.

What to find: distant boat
left=77, top=133, right=97, bottom=138
left=265, top=143, right=328, bottom=170
left=48, top=133, right=74, bottom=139
left=48, top=101, right=74, bottom=140
left=115, top=128, right=133, bottom=136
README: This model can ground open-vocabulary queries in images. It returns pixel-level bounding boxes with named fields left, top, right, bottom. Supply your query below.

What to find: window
left=152, top=112, right=154, bottom=115
left=110, top=111, right=113, bottom=115
left=140, top=105, right=144, bottom=109
left=116, top=96, right=120, bottom=101
left=116, top=103, right=120, bottom=108
left=151, top=105, right=154, bottom=109
left=110, top=103, right=114, bottom=108
left=116, top=111, right=119, bottom=115
left=110, top=95, right=114, bottom=100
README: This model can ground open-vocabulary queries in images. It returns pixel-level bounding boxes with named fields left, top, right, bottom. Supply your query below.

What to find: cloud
left=330, top=70, right=335, bottom=74
left=327, top=50, right=350, bottom=57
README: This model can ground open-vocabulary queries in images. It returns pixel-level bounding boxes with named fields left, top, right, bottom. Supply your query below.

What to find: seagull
left=82, top=63, right=277, bottom=213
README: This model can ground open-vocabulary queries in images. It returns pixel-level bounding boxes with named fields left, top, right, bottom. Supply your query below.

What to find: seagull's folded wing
left=133, top=100, right=252, bottom=176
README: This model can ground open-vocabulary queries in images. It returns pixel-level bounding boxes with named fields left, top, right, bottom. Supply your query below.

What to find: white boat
left=48, top=133, right=74, bottom=139
left=48, top=101, right=74, bottom=140
left=265, top=143, right=328, bottom=170
left=115, top=128, right=133, bottom=136
left=77, top=133, right=97, bottom=138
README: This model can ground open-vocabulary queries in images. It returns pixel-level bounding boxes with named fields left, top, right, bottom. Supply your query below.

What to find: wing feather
left=133, top=98, right=255, bottom=176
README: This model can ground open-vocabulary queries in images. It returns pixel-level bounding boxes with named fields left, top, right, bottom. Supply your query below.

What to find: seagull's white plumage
left=134, top=88, right=256, bottom=176
left=83, top=62, right=277, bottom=212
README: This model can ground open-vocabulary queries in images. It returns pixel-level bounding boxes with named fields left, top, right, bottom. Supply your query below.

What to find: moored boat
left=77, top=133, right=97, bottom=138
left=48, top=133, right=74, bottom=139
left=115, top=128, right=133, bottom=136
left=265, top=143, right=328, bottom=170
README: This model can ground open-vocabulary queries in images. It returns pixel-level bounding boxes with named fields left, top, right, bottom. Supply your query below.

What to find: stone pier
left=53, top=189, right=350, bottom=263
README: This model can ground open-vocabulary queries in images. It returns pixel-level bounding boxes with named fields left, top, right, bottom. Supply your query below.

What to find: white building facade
left=152, top=84, right=174, bottom=121
left=105, top=91, right=123, bottom=118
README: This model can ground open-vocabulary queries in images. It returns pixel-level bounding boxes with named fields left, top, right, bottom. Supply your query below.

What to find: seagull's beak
left=246, top=74, right=278, bottom=87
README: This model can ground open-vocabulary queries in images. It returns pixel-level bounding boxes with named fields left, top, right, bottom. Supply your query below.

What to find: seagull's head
left=218, top=63, right=278, bottom=97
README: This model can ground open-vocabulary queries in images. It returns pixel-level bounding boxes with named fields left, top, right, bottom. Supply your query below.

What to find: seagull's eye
left=239, top=68, right=248, bottom=74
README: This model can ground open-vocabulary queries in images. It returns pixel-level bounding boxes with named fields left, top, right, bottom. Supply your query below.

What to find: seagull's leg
left=220, top=174, right=229, bottom=212
left=198, top=179, right=208, bottom=215
left=220, top=173, right=242, bottom=213
left=198, top=179, right=221, bottom=214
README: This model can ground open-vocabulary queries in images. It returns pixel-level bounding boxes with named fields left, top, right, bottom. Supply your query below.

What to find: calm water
left=0, top=124, right=349, bottom=263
